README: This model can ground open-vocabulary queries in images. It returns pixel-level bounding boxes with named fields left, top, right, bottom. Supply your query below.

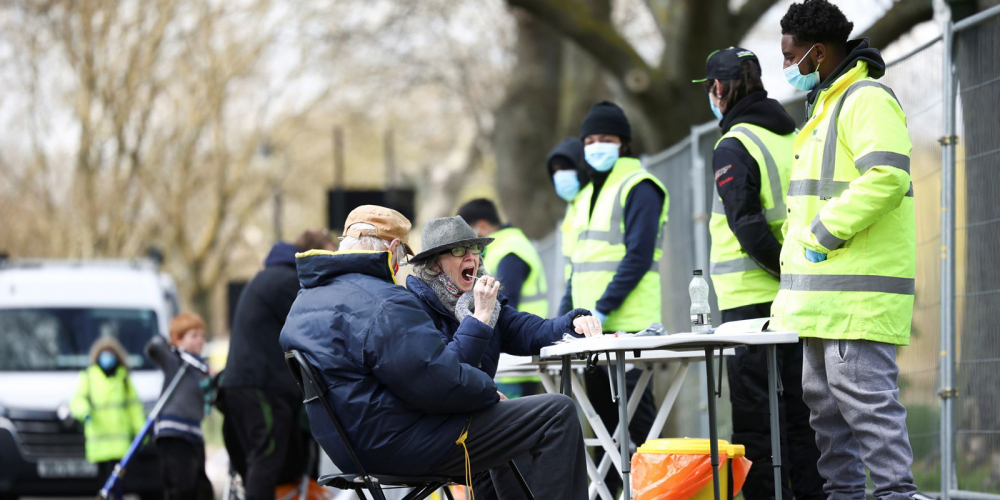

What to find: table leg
left=615, top=351, right=630, bottom=500
left=539, top=371, right=559, bottom=394
left=585, top=451, right=615, bottom=500
left=767, top=344, right=783, bottom=500
left=645, top=360, right=689, bottom=444
left=569, top=372, right=625, bottom=477
left=562, top=355, right=572, bottom=396
left=705, top=347, right=721, bottom=500
left=588, top=367, right=654, bottom=496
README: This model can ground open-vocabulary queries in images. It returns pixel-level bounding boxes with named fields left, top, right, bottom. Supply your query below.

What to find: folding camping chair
left=284, top=350, right=534, bottom=500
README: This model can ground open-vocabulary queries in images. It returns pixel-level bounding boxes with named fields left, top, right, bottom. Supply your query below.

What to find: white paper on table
left=714, top=317, right=771, bottom=335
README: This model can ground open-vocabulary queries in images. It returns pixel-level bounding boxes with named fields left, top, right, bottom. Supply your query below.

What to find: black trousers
left=584, top=365, right=656, bottom=496
left=223, top=387, right=306, bottom=500
left=723, top=302, right=824, bottom=500
left=98, top=460, right=122, bottom=500
left=156, top=437, right=213, bottom=500
left=426, top=394, right=588, bottom=500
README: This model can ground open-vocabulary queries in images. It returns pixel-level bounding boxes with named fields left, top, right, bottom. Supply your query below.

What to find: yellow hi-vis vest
left=69, top=365, right=147, bottom=463
left=482, top=226, right=549, bottom=317
left=771, top=61, right=915, bottom=345
left=560, top=203, right=578, bottom=282
left=709, top=124, right=793, bottom=310
left=570, top=157, right=669, bottom=332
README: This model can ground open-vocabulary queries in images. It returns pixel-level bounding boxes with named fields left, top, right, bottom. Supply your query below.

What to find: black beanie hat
left=580, top=101, right=631, bottom=141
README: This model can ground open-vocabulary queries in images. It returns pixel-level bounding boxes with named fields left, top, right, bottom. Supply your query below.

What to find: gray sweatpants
left=802, top=338, right=917, bottom=500
left=426, top=393, right=588, bottom=500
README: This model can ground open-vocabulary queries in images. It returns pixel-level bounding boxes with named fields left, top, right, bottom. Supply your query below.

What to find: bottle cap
left=693, top=269, right=703, bottom=276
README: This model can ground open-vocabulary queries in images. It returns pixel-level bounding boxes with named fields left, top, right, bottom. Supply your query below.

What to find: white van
left=0, top=259, right=178, bottom=499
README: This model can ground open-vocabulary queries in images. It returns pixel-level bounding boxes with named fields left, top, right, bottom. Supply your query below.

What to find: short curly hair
left=780, top=0, right=854, bottom=48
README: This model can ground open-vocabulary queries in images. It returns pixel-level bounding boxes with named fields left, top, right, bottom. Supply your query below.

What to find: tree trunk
left=493, top=9, right=565, bottom=238
left=555, top=0, right=613, bottom=139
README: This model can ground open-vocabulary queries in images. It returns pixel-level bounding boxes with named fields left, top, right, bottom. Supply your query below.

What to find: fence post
left=939, top=15, right=958, bottom=500
left=690, top=126, right=709, bottom=274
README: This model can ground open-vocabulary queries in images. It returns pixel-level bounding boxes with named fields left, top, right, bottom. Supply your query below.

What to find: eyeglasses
left=445, top=244, right=484, bottom=258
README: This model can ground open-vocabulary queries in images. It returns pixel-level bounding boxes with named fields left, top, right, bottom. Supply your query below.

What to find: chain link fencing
left=534, top=6, right=1000, bottom=497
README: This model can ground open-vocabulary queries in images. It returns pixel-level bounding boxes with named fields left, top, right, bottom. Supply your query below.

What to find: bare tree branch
left=732, top=0, right=781, bottom=42
left=506, top=0, right=655, bottom=85
left=860, top=0, right=934, bottom=50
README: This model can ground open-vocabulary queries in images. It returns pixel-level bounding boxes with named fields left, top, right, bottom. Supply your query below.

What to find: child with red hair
left=145, top=312, right=214, bottom=500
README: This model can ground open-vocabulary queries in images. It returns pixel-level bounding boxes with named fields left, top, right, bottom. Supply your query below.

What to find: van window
left=0, top=308, right=159, bottom=371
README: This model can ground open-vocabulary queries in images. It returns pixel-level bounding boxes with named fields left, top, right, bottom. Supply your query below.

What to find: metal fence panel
left=881, top=37, right=946, bottom=493
left=534, top=9, right=1000, bottom=495
left=954, top=12, right=1000, bottom=495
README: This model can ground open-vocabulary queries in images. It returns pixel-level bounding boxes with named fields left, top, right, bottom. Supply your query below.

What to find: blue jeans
left=801, top=338, right=917, bottom=500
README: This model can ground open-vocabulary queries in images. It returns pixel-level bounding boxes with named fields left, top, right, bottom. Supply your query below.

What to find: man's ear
left=814, top=43, right=827, bottom=66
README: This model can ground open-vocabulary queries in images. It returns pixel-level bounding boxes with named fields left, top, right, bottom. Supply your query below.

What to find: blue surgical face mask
left=98, top=351, right=118, bottom=371
left=584, top=142, right=620, bottom=172
left=553, top=170, right=581, bottom=202
left=784, top=44, right=821, bottom=91
left=708, top=94, right=724, bottom=121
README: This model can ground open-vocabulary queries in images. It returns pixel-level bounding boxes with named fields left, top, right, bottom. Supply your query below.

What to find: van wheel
left=139, top=493, right=159, bottom=500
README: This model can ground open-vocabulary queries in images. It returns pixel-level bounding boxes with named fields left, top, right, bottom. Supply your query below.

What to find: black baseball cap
left=692, top=46, right=760, bottom=83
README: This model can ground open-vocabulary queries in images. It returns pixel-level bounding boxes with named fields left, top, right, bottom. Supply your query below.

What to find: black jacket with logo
left=712, top=90, right=796, bottom=280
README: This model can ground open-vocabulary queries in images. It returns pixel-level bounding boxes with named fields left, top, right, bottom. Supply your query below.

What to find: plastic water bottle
left=689, top=270, right=711, bottom=333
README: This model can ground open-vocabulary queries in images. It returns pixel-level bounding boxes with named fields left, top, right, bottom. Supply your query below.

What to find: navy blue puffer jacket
left=280, top=251, right=499, bottom=475
left=406, top=275, right=589, bottom=378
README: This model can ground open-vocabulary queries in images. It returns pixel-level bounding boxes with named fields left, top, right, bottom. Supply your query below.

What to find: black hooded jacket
left=806, top=38, right=886, bottom=116
left=712, top=90, right=796, bottom=282
left=546, top=137, right=591, bottom=187
left=222, top=242, right=301, bottom=395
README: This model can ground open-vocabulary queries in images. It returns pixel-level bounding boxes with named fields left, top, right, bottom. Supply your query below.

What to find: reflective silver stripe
left=810, top=215, right=846, bottom=250
left=520, top=292, right=547, bottom=303
left=787, top=179, right=850, bottom=198
left=780, top=274, right=914, bottom=295
left=155, top=420, right=204, bottom=437
left=577, top=171, right=644, bottom=245
left=710, top=257, right=762, bottom=275
left=854, top=151, right=911, bottom=174
left=820, top=81, right=901, bottom=199
left=789, top=179, right=912, bottom=199
left=573, top=260, right=659, bottom=273
left=730, top=127, right=787, bottom=221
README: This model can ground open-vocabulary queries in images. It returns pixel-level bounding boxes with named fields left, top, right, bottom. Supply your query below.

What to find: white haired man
left=280, top=205, right=589, bottom=499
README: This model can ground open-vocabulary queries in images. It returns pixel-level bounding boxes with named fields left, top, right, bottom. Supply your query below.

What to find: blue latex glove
left=805, top=249, right=827, bottom=263
left=593, top=310, right=608, bottom=325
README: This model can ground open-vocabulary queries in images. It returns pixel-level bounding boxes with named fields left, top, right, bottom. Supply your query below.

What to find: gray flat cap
left=409, top=216, right=494, bottom=264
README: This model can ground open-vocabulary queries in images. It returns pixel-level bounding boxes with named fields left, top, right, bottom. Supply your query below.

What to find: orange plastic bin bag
left=631, top=438, right=751, bottom=500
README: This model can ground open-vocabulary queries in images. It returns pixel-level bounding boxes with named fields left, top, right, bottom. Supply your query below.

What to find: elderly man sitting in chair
left=280, top=205, right=590, bottom=500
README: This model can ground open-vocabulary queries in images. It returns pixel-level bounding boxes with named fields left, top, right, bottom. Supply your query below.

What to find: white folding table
left=496, top=350, right=723, bottom=500
left=539, top=331, right=798, bottom=500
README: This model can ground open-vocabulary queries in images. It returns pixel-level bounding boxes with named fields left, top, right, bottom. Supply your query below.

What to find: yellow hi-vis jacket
left=771, top=61, right=915, bottom=345
left=569, top=157, right=669, bottom=332
left=709, top=124, right=793, bottom=310
left=69, top=365, right=147, bottom=463
left=560, top=203, right=578, bottom=283
left=482, top=226, right=549, bottom=317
